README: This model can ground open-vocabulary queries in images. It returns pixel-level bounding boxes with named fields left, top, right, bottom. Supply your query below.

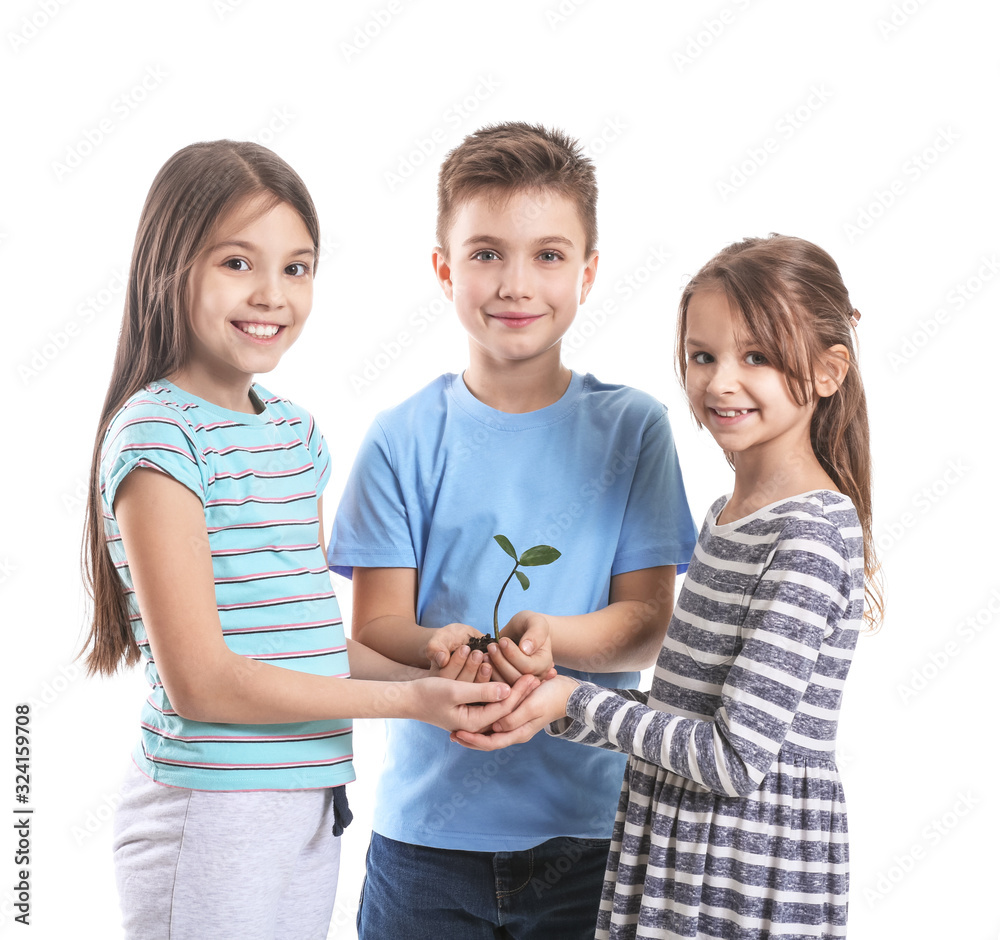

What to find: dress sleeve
left=326, top=417, right=416, bottom=578
left=549, top=518, right=854, bottom=797
left=612, top=409, right=698, bottom=576
left=101, top=401, right=206, bottom=513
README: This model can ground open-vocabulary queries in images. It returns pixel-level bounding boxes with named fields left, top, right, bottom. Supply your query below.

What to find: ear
left=431, top=247, right=453, bottom=301
left=815, top=344, right=850, bottom=398
left=580, top=250, right=599, bottom=304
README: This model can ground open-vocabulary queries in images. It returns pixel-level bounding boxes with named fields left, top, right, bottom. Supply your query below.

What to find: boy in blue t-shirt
left=329, top=122, right=698, bottom=939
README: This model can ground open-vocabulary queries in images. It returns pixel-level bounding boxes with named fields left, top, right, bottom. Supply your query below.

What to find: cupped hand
left=450, top=674, right=578, bottom=751
left=488, top=610, right=555, bottom=682
left=425, top=622, right=486, bottom=670
left=415, top=673, right=541, bottom=734
left=430, top=643, right=492, bottom=684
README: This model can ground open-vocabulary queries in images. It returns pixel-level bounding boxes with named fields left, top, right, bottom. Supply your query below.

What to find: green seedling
left=491, top=535, right=561, bottom=639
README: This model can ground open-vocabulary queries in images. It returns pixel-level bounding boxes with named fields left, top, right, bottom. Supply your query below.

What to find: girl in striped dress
left=79, top=141, right=532, bottom=940
left=455, top=235, right=883, bottom=939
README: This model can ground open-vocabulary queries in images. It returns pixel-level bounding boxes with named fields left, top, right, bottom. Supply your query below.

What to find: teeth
left=240, top=323, right=279, bottom=338
left=716, top=409, right=749, bottom=417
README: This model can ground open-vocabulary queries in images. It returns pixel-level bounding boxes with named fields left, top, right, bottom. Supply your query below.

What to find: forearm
left=353, top=614, right=437, bottom=668
left=169, top=648, right=424, bottom=724
left=346, top=637, right=426, bottom=680
left=546, top=599, right=667, bottom=673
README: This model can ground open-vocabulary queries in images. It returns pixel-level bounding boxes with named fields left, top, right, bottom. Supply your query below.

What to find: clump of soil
left=466, top=634, right=495, bottom=654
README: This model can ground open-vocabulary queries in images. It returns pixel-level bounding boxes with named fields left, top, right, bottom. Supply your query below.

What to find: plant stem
left=493, top=563, right=519, bottom=639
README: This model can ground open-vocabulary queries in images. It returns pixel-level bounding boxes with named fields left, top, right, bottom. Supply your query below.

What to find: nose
left=498, top=257, right=533, bottom=301
left=704, top=357, right=739, bottom=397
left=250, top=270, right=286, bottom=309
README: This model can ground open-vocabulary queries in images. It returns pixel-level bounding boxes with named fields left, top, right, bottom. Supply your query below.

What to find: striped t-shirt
left=551, top=490, right=863, bottom=938
left=101, top=380, right=354, bottom=791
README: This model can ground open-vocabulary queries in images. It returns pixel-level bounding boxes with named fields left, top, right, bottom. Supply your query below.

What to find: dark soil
left=466, top=634, right=495, bottom=654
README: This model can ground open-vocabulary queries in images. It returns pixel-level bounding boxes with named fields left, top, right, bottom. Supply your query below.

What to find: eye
left=472, top=249, right=499, bottom=262
left=745, top=351, right=768, bottom=366
left=690, top=351, right=713, bottom=365
left=537, top=250, right=562, bottom=262
left=285, top=262, right=310, bottom=277
left=223, top=258, right=250, bottom=271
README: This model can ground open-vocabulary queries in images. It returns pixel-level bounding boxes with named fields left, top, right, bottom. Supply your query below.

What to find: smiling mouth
left=235, top=322, right=281, bottom=338
left=713, top=408, right=751, bottom=417
left=489, top=313, right=543, bottom=328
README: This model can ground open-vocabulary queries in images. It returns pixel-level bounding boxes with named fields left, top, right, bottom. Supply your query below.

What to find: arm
left=351, top=566, right=488, bottom=669
left=115, top=468, right=529, bottom=730
left=459, top=525, right=854, bottom=797
left=498, top=565, right=676, bottom=675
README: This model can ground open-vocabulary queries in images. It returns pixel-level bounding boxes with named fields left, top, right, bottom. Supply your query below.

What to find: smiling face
left=683, top=289, right=818, bottom=465
left=173, top=197, right=315, bottom=411
left=432, top=188, right=598, bottom=376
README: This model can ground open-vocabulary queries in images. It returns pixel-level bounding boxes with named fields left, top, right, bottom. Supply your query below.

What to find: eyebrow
left=208, top=239, right=315, bottom=258
left=461, top=235, right=577, bottom=248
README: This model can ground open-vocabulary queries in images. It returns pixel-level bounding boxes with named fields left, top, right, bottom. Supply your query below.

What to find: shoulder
left=253, top=383, right=315, bottom=429
left=372, top=374, right=453, bottom=430
left=106, top=381, right=199, bottom=442
left=766, top=491, right=861, bottom=566
left=578, top=374, right=668, bottom=427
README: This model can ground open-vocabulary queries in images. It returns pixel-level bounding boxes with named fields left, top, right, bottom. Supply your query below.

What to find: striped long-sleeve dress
left=549, top=491, right=863, bottom=939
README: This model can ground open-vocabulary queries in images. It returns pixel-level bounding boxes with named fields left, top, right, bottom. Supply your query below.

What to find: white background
left=2, top=1, right=998, bottom=937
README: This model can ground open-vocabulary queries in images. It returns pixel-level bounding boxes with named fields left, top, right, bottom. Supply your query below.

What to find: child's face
left=683, top=290, right=816, bottom=462
left=180, top=198, right=314, bottom=404
left=433, top=189, right=597, bottom=371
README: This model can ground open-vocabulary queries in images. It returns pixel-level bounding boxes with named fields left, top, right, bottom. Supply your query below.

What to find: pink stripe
left=217, top=591, right=335, bottom=610
left=205, top=491, right=313, bottom=507
left=214, top=566, right=328, bottom=583
left=139, top=722, right=350, bottom=743
left=148, top=754, right=354, bottom=770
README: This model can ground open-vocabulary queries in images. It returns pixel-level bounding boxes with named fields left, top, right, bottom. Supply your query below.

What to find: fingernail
left=435, top=652, right=448, bottom=667
left=522, top=641, right=534, bottom=655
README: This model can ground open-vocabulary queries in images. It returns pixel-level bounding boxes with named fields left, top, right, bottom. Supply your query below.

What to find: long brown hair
left=80, top=140, right=320, bottom=675
left=676, top=234, right=884, bottom=629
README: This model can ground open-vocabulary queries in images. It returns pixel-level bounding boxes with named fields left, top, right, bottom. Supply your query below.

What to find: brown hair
left=436, top=122, right=598, bottom=256
left=80, top=140, right=320, bottom=675
left=676, top=234, right=883, bottom=629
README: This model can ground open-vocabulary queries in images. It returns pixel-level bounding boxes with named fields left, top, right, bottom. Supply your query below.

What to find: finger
left=470, top=674, right=539, bottom=727
left=433, top=644, right=470, bottom=680
left=474, top=661, right=493, bottom=683
left=487, top=642, right=523, bottom=684
left=507, top=616, right=546, bottom=657
left=493, top=637, right=539, bottom=676
left=456, top=649, right=485, bottom=683
left=451, top=724, right=536, bottom=751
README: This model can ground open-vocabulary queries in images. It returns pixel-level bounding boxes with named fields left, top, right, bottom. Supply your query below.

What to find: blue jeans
left=357, top=831, right=610, bottom=939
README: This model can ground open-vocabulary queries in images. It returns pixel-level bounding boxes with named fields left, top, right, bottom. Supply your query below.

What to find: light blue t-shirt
left=103, top=380, right=354, bottom=791
left=329, top=371, right=696, bottom=850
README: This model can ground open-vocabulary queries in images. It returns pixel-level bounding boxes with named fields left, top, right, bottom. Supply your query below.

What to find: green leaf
left=515, top=570, right=530, bottom=591
left=519, top=545, right=562, bottom=567
left=493, top=534, right=517, bottom=560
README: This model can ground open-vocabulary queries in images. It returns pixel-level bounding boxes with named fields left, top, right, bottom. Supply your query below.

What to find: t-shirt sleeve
left=327, top=417, right=417, bottom=578
left=612, top=408, right=698, bottom=576
left=101, top=402, right=206, bottom=514
left=302, top=411, right=331, bottom=498
left=552, top=517, right=854, bottom=798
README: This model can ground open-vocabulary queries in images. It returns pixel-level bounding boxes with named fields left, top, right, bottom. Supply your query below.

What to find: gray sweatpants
left=113, top=761, right=341, bottom=940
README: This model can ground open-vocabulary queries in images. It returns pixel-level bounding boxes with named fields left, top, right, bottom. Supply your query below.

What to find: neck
left=463, top=347, right=571, bottom=413
left=721, top=447, right=837, bottom=524
left=166, top=365, right=258, bottom=414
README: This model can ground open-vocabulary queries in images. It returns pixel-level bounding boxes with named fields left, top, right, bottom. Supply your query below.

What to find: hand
left=488, top=611, right=555, bottom=682
left=410, top=673, right=540, bottom=734
left=450, top=674, right=578, bottom=751
left=429, top=644, right=492, bottom=684
left=425, top=622, right=486, bottom=671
